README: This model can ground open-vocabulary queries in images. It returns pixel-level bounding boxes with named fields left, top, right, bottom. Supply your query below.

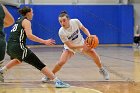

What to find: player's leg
left=2, top=59, right=21, bottom=70
left=0, top=59, right=21, bottom=82
left=41, top=67, right=70, bottom=88
left=138, top=36, right=140, bottom=47
left=134, top=36, right=139, bottom=47
left=82, top=48, right=102, bottom=68
left=82, top=49, right=110, bottom=80
left=0, top=42, right=28, bottom=82
left=52, top=49, right=74, bottom=74
left=42, top=49, right=74, bottom=83
left=24, top=51, right=70, bottom=88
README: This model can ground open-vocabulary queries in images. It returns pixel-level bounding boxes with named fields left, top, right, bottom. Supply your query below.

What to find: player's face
left=59, top=16, right=70, bottom=29
left=27, top=9, right=33, bottom=20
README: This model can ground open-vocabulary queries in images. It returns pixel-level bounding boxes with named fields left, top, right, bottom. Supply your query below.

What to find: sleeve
left=75, top=19, right=83, bottom=28
left=59, top=30, right=69, bottom=43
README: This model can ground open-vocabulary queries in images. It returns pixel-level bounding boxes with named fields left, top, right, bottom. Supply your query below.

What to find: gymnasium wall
left=5, top=4, right=134, bottom=45
left=31, top=0, right=119, bottom=4
left=5, top=0, right=119, bottom=4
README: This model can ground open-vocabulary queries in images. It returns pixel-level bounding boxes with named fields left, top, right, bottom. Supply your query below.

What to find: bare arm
left=22, top=19, right=55, bottom=45
left=64, top=20, right=92, bottom=50
left=2, top=4, right=15, bottom=27
left=65, top=26, right=91, bottom=50
left=80, top=25, right=91, bottom=37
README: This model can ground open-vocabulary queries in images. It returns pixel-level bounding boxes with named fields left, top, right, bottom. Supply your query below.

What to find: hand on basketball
left=85, top=35, right=99, bottom=48
left=43, top=39, right=56, bottom=46
left=83, top=41, right=92, bottom=51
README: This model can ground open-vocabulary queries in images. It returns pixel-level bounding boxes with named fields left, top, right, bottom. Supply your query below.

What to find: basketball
left=85, top=35, right=99, bottom=48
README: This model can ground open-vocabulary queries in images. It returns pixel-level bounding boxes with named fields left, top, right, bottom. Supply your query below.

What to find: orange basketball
left=85, top=35, right=99, bottom=48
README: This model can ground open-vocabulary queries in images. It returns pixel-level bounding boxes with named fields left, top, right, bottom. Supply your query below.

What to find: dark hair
left=59, top=11, right=69, bottom=18
left=18, top=6, right=31, bottom=16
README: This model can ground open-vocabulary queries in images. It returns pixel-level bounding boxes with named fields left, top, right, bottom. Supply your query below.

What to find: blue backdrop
left=5, top=5, right=134, bottom=45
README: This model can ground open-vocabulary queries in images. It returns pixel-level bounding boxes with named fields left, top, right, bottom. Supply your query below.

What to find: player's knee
left=24, top=53, right=46, bottom=71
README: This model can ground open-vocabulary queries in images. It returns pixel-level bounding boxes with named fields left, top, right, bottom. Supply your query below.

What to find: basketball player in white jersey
left=42, top=11, right=110, bottom=82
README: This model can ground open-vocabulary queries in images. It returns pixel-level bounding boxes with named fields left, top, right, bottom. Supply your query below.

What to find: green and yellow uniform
left=7, top=16, right=31, bottom=61
left=7, top=16, right=46, bottom=70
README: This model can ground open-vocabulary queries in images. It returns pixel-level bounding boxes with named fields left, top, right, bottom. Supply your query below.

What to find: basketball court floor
left=0, top=45, right=140, bottom=93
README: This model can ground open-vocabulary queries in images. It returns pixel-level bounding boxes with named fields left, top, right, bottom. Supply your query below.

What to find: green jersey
left=8, top=16, right=27, bottom=45
left=0, top=4, right=5, bottom=35
left=7, top=17, right=32, bottom=61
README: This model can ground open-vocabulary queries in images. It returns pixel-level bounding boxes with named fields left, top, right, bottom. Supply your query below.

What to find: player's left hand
left=83, top=41, right=92, bottom=51
left=43, top=39, right=56, bottom=46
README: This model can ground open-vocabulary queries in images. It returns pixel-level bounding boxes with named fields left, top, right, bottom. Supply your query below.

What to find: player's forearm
left=81, top=26, right=91, bottom=37
left=27, top=34, right=45, bottom=44
left=84, top=29, right=90, bottom=37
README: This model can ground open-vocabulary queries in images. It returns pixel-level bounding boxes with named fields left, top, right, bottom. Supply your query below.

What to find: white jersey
left=59, top=19, right=84, bottom=53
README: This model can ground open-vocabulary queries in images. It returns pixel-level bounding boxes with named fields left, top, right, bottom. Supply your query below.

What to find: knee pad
left=24, top=52, right=46, bottom=71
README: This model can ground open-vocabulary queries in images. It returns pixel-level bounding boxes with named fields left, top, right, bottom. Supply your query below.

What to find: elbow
left=11, top=18, right=15, bottom=25
left=9, top=17, right=15, bottom=26
left=4, top=18, right=15, bottom=27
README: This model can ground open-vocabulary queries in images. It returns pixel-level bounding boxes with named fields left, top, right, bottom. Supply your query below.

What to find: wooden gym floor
left=0, top=45, right=140, bottom=93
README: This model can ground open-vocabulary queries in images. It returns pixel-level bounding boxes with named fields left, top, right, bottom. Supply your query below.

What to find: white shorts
left=64, top=39, right=84, bottom=53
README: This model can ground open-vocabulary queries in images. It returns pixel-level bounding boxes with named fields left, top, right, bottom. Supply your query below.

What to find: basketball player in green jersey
left=0, top=6, right=70, bottom=88
left=0, top=4, right=15, bottom=65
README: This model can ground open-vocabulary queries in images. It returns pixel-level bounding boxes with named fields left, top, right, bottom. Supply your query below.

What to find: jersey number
left=11, top=24, right=18, bottom=32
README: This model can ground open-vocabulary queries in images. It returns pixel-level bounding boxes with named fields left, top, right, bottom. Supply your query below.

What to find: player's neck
left=64, top=24, right=70, bottom=29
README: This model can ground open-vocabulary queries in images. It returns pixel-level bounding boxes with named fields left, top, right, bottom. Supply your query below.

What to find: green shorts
left=7, top=42, right=46, bottom=70
left=7, top=42, right=32, bottom=61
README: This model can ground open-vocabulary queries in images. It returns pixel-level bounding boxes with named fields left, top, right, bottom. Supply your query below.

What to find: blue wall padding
left=4, top=5, right=134, bottom=45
